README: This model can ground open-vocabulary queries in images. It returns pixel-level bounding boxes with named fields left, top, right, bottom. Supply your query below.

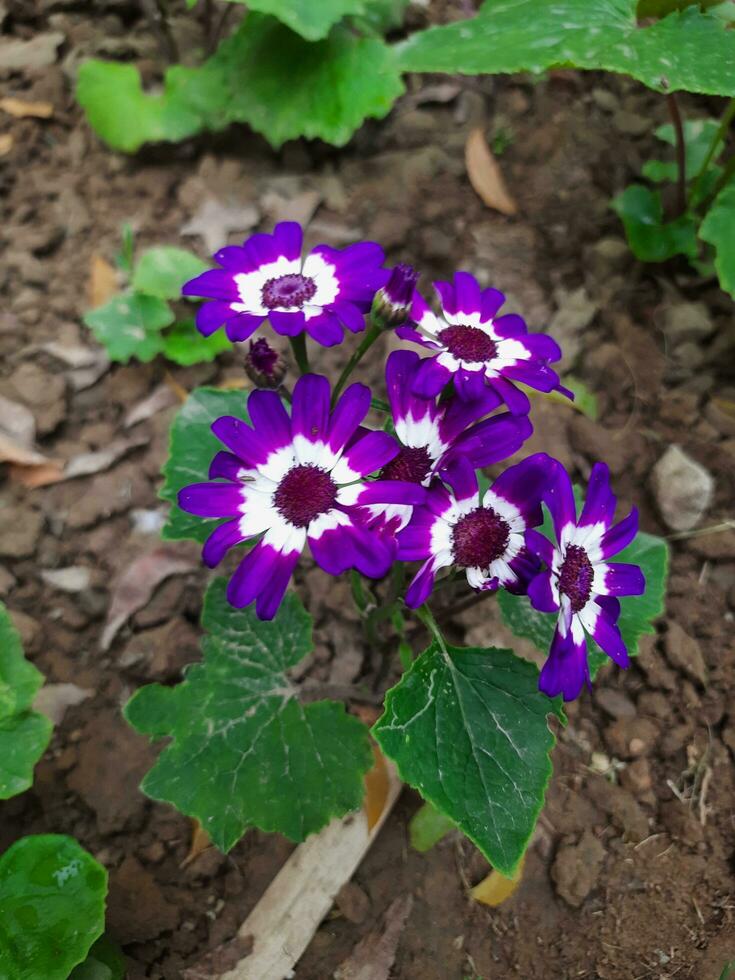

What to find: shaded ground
left=1, top=3, right=735, bottom=978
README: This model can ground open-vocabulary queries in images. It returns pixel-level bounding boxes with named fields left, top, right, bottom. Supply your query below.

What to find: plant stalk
left=666, top=93, right=687, bottom=218
left=689, top=97, right=735, bottom=207
left=331, top=322, right=382, bottom=406
left=139, top=0, right=179, bottom=63
left=415, top=604, right=448, bottom=656
left=289, top=334, right=310, bottom=375
left=704, top=151, right=735, bottom=208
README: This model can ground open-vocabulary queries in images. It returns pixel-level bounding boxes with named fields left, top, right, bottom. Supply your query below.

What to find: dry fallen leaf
left=88, top=254, right=119, bottom=309
left=181, top=197, right=259, bottom=253
left=181, top=821, right=212, bottom=869
left=363, top=744, right=391, bottom=832
left=471, top=853, right=526, bottom=906
left=0, top=97, right=53, bottom=119
left=9, top=460, right=65, bottom=488
left=64, top=433, right=148, bottom=480
left=125, top=383, right=178, bottom=428
left=465, top=126, right=518, bottom=216
left=261, top=188, right=322, bottom=229
left=40, top=566, right=92, bottom=592
left=0, top=134, right=13, bottom=157
left=101, top=545, right=198, bottom=650
left=33, top=683, right=94, bottom=725
left=334, top=893, right=413, bottom=980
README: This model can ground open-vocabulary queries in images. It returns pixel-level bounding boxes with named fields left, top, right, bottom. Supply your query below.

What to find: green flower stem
left=289, top=334, right=310, bottom=375
left=689, top=96, right=735, bottom=207
left=415, top=604, right=448, bottom=656
left=706, top=151, right=735, bottom=208
left=331, top=322, right=382, bottom=407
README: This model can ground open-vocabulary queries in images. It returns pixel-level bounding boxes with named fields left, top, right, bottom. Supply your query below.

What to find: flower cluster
left=180, top=222, right=646, bottom=700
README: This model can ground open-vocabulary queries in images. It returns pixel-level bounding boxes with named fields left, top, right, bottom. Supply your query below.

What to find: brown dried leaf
left=333, top=894, right=413, bottom=980
left=0, top=432, right=49, bottom=467
left=64, top=433, right=148, bottom=480
left=465, top=126, right=518, bottom=216
left=180, top=821, right=212, bottom=869
left=9, top=460, right=65, bottom=488
left=471, top=853, right=526, bottom=906
left=88, top=254, right=119, bottom=309
left=0, top=134, right=13, bottom=157
left=100, top=546, right=198, bottom=650
left=363, top=745, right=391, bottom=832
left=0, top=97, right=53, bottom=119
left=125, top=383, right=178, bottom=428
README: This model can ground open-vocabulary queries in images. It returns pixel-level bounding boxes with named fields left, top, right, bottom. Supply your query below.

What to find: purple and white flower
left=182, top=221, right=389, bottom=347
left=396, top=270, right=568, bottom=413
left=364, top=350, right=533, bottom=535
left=398, top=453, right=551, bottom=608
left=525, top=461, right=645, bottom=701
left=178, top=374, right=425, bottom=620
left=372, top=263, right=419, bottom=327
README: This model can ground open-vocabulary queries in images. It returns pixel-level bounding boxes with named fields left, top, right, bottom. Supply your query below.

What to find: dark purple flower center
left=451, top=506, right=510, bottom=568
left=262, top=274, right=316, bottom=310
left=379, top=445, right=433, bottom=484
left=438, top=325, right=497, bottom=363
left=274, top=465, right=337, bottom=528
left=558, top=544, right=594, bottom=613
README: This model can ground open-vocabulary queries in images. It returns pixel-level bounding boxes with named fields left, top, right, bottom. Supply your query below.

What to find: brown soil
left=2, top=3, right=735, bottom=979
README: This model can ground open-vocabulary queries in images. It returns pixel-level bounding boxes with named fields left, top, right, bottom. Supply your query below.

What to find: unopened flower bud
left=245, top=338, right=287, bottom=389
left=371, top=263, right=419, bottom=328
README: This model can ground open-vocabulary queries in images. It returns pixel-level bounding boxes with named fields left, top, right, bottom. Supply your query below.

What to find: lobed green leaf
left=0, top=835, right=107, bottom=980
left=125, top=581, right=373, bottom=850
left=374, top=642, right=563, bottom=876
left=223, top=0, right=367, bottom=41
left=611, top=185, right=698, bottom=262
left=700, top=181, right=735, bottom=298
left=161, top=319, right=232, bottom=366
left=0, top=603, right=53, bottom=800
left=83, top=292, right=173, bottom=363
left=132, top=246, right=209, bottom=300
left=397, top=0, right=735, bottom=97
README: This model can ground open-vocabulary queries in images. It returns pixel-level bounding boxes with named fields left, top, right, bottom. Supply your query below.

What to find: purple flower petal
left=273, top=221, right=304, bottom=262
left=227, top=541, right=280, bottom=609
left=527, top=569, right=558, bottom=612
left=182, top=269, right=238, bottom=300
left=309, top=518, right=356, bottom=575
left=255, top=547, right=300, bottom=620
left=209, top=450, right=246, bottom=481
left=195, top=301, right=233, bottom=336
left=490, top=452, right=552, bottom=527
left=432, top=279, right=456, bottom=316
left=328, top=383, right=371, bottom=453
left=211, top=416, right=271, bottom=468
left=202, top=518, right=246, bottom=567
left=453, top=367, right=487, bottom=401
left=544, top=460, right=577, bottom=543
left=599, top=507, right=639, bottom=559
left=452, top=271, right=482, bottom=315
left=333, top=430, right=399, bottom=481
left=599, top=562, right=646, bottom=597
left=480, top=287, right=506, bottom=322
left=412, top=357, right=451, bottom=397
left=491, top=313, right=527, bottom=338
left=487, top=376, right=530, bottom=415
left=346, top=521, right=393, bottom=578
left=405, top=559, right=439, bottom=608
left=578, top=462, right=615, bottom=531
left=585, top=605, right=629, bottom=667
left=224, top=314, right=264, bottom=342
left=538, top=622, right=589, bottom=701
left=441, top=456, right=478, bottom=503
left=332, top=300, right=366, bottom=334
left=453, top=412, right=532, bottom=469
left=178, top=483, right=242, bottom=518
left=353, top=480, right=427, bottom=506
left=248, top=389, right=292, bottom=450
left=269, top=310, right=306, bottom=337
left=305, top=312, right=344, bottom=347
left=291, top=374, right=330, bottom=443
left=524, top=527, right=556, bottom=565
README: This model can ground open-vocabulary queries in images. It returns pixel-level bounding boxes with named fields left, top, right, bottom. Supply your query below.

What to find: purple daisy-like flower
left=178, top=374, right=425, bottom=620
left=397, top=453, right=551, bottom=608
left=396, top=270, right=568, bottom=413
left=364, top=350, right=532, bottom=535
left=182, top=221, right=389, bottom=347
left=525, top=461, right=646, bottom=701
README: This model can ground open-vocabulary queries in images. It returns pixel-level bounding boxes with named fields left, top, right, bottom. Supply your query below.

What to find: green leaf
left=162, top=319, right=231, bottom=366
left=0, top=604, right=52, bottom=800
left=79, top=17, right=403, bottom=152
left=69, top=937, right=125, bottom=980
left=373, top=643, right=563, bottom=876
left=0, top=835, right=107, bottom=980
left=499, top=515, right=669, bottom=681
left=160, top=386, right=249, bottom=543
left=125, top=581, right=373, bottom=850
left=409, top=801, right=456, bottom=852
left=132, top=247, right=209, bottom=300
left=650, top=118, right=721, bottom=178
left=77, top=60, right=220, bottom=153
left=83, top=292, right=173, bottom=363
left=563, top=376, right=598, bottom=420
left=398, top=0, right=735, bottom=97
left=224, top=0, right=367, bottom=41
left=611, top=185, right=698, bottom=262
left=700, top=181, right=735, bottom=297
left=351, top=0, right=410, bottom=34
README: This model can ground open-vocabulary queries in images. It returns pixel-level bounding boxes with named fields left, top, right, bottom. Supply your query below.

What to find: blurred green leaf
left=700, top=181, right=735, bottom=297
left=83, top=292, right=173, bottom=363
left=409, top=801, right=456, bottom=852
left=132, top=247, right=209, bottom=300
left=611, top=185, right=698, bottom=262
left=69, top=936, right=125, bottom=980
left=162, top=319, right=232, bottom=366
left=223, top=0, right=367, bottom=40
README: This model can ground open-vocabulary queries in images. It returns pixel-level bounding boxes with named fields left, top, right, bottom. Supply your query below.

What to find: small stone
left=0, top=504, right=43, bottom=558
left=551, top=830, right=605, bottom=908
left=586, top=236, right=629, bottom=278
left=620, top=758, right=652, bottom=796
left=8, top=362, right=66, bottom=435
left=595, top=688, right=636, bottom=720
left=663, top=622, right=707, bottom=686
left=335, top=881, right=371, bottom=924
left=549, top=286, right=599, bottom=369
left=0, top=31, right=64, bottom=71
left=612, top=109, right=652, bottom=136
left=586, top=777, right=649, bottom=840
left=40, top=566, right=91, bottom=592
left=604, top=718, right=659, bottom=759
left=663, top=301, right=715, bottom=345
left=651, top=445, right=713, bottom=531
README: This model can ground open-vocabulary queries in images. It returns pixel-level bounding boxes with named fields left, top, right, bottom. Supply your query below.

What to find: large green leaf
left=0, top=835, right=107, bottom=980
left=0, top=604, right=52, bottom=800
left=132, top=247, right=209, bottom=301
left=373, top=643, right=563, bottom=876
left=83, top=292, right=173, bottom=363
left=78, top=16, right=403, bottom=152
left=398, top=0, right=735, bottom=97
left=700, top=181, right=735, bottom=297
left=125, top=581, right=373, bottom=850
left=161, top=319, right=232, bottom=367
left=499, top=530, right=669, bottom=679
left=224, top=0, right=367, bottom=40
left=160, top=386, right=250, bottom=543
left=611, top=185, right=698, bottom=262
left=642, top=118, right=721, bottom=184
left=68, top=937, right=125, bottom=980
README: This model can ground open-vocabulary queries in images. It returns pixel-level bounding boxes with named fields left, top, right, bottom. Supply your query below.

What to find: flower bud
left=371, top=263, right=419, bottom=328
left=244, top=338, right=287, bottom=389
